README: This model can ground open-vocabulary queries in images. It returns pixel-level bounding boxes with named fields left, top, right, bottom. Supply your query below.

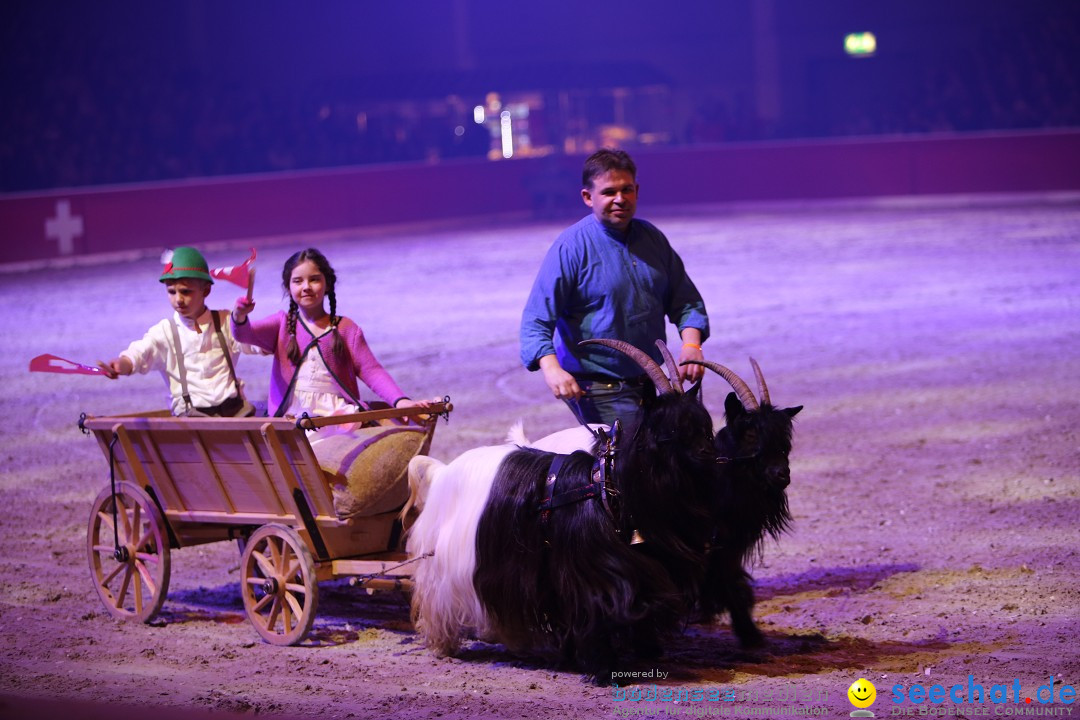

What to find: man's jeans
left=565, top=376, right=652, bottom=433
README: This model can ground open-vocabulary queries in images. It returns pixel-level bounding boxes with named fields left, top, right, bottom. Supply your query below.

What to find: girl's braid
left=327, top=288, right=346, bottom=358
left=285, top=299, right=301, bottom=366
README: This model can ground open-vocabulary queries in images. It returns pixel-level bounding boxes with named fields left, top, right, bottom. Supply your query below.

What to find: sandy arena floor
left=1, top=192, right=1078, bottom=720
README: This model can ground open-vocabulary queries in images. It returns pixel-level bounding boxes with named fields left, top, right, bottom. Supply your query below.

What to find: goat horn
left=749, top=357, right=770, bottom=406
left=655, top=340, right=684, bottom=394
left=682, top=360, right=759, bottom=410
left=580, top=339, right=673, bottom=395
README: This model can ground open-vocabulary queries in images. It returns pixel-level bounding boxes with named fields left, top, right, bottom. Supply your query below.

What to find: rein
left=561, top=398, right=602, bottom=441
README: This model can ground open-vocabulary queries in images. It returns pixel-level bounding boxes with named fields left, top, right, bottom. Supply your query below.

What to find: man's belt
left=575, top=373, right=652, bottom=388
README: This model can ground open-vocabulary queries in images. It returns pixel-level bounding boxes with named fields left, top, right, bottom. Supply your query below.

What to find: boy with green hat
left=98, top=246, right=263, bottom=416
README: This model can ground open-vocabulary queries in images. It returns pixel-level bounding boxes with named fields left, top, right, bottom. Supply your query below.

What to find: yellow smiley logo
left=848, top=678, right=877, bottom=708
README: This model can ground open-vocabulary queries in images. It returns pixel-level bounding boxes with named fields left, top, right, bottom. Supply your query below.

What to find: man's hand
left=678, top=342, right=705, bottom=383
left=539, top=354, right=584, bottom=400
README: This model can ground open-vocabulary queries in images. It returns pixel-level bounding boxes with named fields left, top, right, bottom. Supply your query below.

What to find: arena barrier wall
left=2, top=130, right=1078, bottom=265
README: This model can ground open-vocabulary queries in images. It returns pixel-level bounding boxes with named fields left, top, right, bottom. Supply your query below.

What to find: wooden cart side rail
left=81, top=415, right=298, bottom=432
left=293, top=402, right=452, bottom=430
left=78, top=402, right=451, bottom=433
left=163, top=509, right=302, bottom=525
left=160, top=511, right=350, bottom=533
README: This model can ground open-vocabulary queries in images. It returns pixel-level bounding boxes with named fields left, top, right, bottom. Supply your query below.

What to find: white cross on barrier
left=45, top=199, right=84, bottom=256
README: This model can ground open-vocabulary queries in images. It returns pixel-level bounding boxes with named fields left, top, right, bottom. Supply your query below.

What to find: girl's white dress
left=284, top=331, right=360, bottom=419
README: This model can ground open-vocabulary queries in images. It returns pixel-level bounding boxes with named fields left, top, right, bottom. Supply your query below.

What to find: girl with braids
left=231, top=248, right=430, bottom=420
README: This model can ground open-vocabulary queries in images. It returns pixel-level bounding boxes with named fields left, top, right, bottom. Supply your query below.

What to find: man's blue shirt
left=520, top=214, right=710, bottom=379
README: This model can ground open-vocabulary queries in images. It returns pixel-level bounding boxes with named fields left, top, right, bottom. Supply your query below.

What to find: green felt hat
left=160, top=246, right=213, bottom=283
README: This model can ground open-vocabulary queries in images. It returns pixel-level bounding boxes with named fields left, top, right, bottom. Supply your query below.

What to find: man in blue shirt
left=520, top=149, right=710, bottom=427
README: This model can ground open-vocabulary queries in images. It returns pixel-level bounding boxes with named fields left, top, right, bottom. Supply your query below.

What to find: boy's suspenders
left=167, top=316, right=196, bottom=414
left=211, top=310, right=244, bottom=401
left=167, top=311, right=244, bottom=414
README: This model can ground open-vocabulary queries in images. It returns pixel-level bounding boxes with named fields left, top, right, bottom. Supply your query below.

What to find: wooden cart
left=79, top=401, right=451, bottom=645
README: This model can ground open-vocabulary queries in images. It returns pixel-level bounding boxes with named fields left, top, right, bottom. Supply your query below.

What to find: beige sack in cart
left=311, top=426, right=428, bottom=517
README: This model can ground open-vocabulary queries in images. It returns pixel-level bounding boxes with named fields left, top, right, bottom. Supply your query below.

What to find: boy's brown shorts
left=194, top=394, right=256, bottom=417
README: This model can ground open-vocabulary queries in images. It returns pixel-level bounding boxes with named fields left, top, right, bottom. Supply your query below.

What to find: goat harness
left=538, top=422, right=631, bottom=541
left=715, top=426, right=764, bottom=464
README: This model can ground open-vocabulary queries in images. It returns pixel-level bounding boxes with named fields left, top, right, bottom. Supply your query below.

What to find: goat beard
left=473, top=447, right=681, bottom=683
left=759, top=484, right=793, bottom=544
left=711, top=465, right=794, bottom=568
left=737, top=488, right=792, bottom=567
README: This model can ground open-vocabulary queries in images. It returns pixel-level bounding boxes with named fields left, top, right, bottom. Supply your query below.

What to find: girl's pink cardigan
left=232, top=310, right=406, bottom=415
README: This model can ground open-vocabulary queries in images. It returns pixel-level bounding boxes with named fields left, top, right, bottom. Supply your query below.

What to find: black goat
left=610, top=340, right=721, bottom=613
left=686, top=358, right=802, bottom=647
left=454, top=339, right=719, bottom=684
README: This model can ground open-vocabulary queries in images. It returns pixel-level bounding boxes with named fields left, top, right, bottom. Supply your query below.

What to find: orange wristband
left=683, top=342, right=702, bottom=350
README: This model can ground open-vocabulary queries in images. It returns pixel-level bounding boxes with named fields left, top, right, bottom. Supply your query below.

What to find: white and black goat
left=406, top=339, right=719, bottom=684
left=684, top=358, right=802, bottom=647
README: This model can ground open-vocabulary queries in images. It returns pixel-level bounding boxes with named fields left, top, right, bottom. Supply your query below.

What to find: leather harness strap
left=537, top=420, right=632, bottom=542
left=537, top=453, right=569, bottom=526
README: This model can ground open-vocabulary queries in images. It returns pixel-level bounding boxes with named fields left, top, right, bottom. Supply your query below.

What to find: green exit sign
left=845, top=31, right=877, bottom=56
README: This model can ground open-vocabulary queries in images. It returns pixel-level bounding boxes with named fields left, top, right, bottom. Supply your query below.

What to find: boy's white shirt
left=120, top=310, right=264, bottom=415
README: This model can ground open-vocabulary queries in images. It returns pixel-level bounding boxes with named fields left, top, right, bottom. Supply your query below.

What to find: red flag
left=29, top=354, right=104, bottom=376
left=210, top=247, right=257, bottom=288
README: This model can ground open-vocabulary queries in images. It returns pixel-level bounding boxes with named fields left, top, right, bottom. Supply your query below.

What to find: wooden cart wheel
left=86, top=481, right=171, bottom=622
left=239, top=524, right=318, bottom=645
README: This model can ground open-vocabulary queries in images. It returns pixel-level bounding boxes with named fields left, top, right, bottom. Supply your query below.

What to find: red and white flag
left=29, top=354, right=104, bottom=376
left=210, top=247, right=257, bottom=289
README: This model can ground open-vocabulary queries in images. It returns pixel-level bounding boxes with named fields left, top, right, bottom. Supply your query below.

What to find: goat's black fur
left=618, top=389, right=719, bottom=610
left=474, top=447, right=681, bottom=684
left=702, top=390, right=802, bottom=646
